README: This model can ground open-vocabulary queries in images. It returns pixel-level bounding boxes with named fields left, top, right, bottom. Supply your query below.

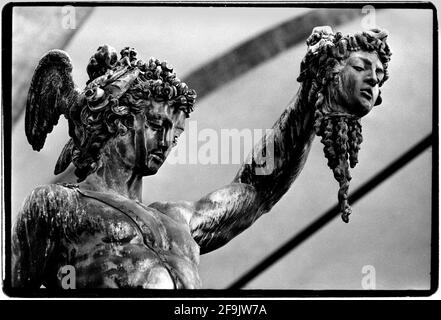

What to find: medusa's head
left=23, top=45, right=197, bottom=182
left=297, top=27, right=392, bottom=222
left=298, top=26, right=391, bottom=114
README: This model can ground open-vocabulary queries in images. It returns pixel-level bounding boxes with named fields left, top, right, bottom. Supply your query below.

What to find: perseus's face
left=332, top=51, right=385, bottom=117
left=131, top=98, right=186, bottom=176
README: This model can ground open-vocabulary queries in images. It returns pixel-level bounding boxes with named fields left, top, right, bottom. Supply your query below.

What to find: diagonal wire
left=183, top=8, right=360, bottom=102
left=227, top=133, right=433, bottom=289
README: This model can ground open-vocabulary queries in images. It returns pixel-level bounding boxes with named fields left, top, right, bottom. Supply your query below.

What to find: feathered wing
left=25, top=50, right=79, bottom=151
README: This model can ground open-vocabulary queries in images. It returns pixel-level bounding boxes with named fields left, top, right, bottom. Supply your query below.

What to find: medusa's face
left=332, top=51, right=385, bottom=117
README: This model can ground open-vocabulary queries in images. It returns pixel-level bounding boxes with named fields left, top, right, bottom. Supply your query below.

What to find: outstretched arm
left=151, top=86, right=316, bottom=254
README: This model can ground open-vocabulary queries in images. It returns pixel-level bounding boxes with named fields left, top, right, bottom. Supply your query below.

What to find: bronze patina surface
left=12, top=27, right=391, bottom=289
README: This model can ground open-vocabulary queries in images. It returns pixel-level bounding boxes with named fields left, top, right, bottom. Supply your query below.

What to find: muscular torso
left=13, top=184, right=201, bottom=289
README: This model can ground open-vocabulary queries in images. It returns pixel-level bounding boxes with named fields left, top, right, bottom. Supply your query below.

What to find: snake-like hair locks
left=298, top=27, right=391, bottom=222
left=69, top=46, right=196, bottom=181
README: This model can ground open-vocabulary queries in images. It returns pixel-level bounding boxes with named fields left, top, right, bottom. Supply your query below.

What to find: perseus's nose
left=159, top=128, right=174, bottom=149
left=365, top=69, right=379, bottom=87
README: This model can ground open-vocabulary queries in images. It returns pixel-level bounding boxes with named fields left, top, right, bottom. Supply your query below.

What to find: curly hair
left=298, top=27, right=392, bottom=222
left=66, top=46, right=197, bottom=182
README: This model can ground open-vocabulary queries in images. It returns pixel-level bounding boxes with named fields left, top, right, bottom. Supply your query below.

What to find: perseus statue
left=12, top=26, right=391, bottom=289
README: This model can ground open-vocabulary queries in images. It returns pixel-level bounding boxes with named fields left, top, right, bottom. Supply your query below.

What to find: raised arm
left=151, top=85, right=316, bottom=254
left=154, top=26, right=393, bottom=250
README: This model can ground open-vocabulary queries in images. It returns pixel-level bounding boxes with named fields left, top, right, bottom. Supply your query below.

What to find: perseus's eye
left=376, top=69, right=385, bottom=83
left=146, top=120, right=162, bottom=131
left=352, top=65, right=364, bottom=72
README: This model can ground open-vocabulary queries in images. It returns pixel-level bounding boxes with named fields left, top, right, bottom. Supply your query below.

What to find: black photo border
left=1, top=0, right=438, bottom=299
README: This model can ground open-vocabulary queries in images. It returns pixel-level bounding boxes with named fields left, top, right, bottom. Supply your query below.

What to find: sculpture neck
left=79, top=137, right=143, bottom=202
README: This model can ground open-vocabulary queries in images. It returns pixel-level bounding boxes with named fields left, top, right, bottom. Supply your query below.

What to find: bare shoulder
left=18, top=183, right=82, bottom=224
left=23, top=183, right=80, bottom=208
left=148, top=200, right=195, bottom=226
left=28, top=183, right=79, bottom=197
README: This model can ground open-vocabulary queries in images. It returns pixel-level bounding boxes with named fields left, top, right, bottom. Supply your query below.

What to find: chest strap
left=75, top=188, right=182, bottom=288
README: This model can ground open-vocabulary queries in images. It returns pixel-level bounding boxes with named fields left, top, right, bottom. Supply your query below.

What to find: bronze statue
left=12, top=26, right=391, bottom=289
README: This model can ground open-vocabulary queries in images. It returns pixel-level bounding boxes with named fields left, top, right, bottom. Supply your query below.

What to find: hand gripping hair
left=297, top=26, right=392, bottom=222
left=25, top=45, right=196, bottom=182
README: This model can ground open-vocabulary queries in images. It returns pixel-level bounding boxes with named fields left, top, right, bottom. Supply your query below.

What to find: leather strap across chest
left=75, top=187, right=183, bottom=288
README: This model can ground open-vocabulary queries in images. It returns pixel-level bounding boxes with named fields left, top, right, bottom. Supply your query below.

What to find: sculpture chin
left=350, top=97, right=374, bottom=118
left=352, top=87, right=378, bottom=117
left=143, top=155, right=165, bottom=175
left=354, top=104, right=372, bottom=118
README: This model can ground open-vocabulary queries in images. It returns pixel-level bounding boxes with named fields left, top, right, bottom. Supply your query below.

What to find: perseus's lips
left=150, top=153, right=165, bottom=163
